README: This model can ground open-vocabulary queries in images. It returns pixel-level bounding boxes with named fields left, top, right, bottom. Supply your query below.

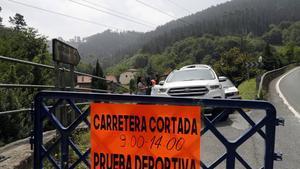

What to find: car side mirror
left=219, top=76, right=227, bottom=82
left=159, top=80, right=165, bottom=85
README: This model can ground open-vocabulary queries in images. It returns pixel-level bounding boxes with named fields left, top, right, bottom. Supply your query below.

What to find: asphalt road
left=202, top=109, right=268, bottom=169
left=270, top=67, right=300, bottom=169
left=277, top=67, right=300, bottom=115
left=202, top=68, right=300, bottom=169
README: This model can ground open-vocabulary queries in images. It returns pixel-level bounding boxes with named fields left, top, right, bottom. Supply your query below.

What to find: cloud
left=1, top=0, right=230, bottom=40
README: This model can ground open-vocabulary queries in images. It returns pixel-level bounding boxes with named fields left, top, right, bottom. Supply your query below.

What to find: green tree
left=134, top=54, right=148, bottom=68
left=32, top=54, right=52, bottom=85
left=262, top=26, right=282, bottom=45
left=278, top=21, right=292, bottom=30
left=294, top=46, right=300, bottom=62
left=146, top=63, right=154, bottom=77
left=92, top=60, right=107, bottom=90
left=286, top=44, right=295, bottom=63
left=214, top=48, right=249, bottom=85
left=283, top=22, right=300, bottom=45
left=9, top=13, right=27, bottom=30
left=4, top=65, right=18, bottom=83
left=201, top=55, right=215, bottom=65
left=129, top=79, right=136, bottom=94
left=0, top=6, right=3, bottom=26
left=0, top=66, right=22, bottom=143
left=0, top=12, right=50, bottom=144
left=262, top=43, right=277, bottom=70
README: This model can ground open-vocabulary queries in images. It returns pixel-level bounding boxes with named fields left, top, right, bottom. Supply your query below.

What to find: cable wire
left=135, top=0, right=191, bottom=26
left=165, top=0, right=192, bottom=14
left=79, top=0, right=156, bottom=26
left=70, top=0, right=154, bottom=28
left=6, top=0, right=119, bottom=30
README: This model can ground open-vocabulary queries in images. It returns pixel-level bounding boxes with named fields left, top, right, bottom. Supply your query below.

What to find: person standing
left=136, top=76, right=147, bottom=95
left=145, top=77, right=152, bottom=95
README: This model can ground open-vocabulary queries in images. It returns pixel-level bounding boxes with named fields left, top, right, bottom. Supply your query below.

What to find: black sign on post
left=52, top=39, right=81, bottom=126
left=52, top=39, right=80, bottom=66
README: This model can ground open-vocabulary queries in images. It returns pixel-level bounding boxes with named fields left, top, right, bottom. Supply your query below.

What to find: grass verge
left=238, top=78, right=257, bottom=100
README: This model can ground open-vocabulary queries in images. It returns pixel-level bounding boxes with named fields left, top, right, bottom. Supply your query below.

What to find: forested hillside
left=77, top=30, right=143, bottom=68
left=76, top=0, right=300, bottom=68
left=107, top=21, right=300, bottom=85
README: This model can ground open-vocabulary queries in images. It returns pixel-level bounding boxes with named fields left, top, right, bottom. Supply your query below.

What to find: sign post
left=52, top=39, right=81, bottom=125
left=91, top=103, right=201, bottom=169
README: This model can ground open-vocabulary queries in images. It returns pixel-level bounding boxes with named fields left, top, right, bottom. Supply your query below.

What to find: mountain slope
left=141, top=0, right=300, bottom=53
left=77, top=30, right=142, bottom=67
left=75, top=0, right=300, bottom=67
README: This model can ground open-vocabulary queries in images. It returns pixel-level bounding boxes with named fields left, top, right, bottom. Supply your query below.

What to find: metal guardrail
left=0, top=55, right=129, bottom=115
left=0, top=55, right=128, bottom=90
left=0, top=83, right=109, bottom=93
left=257, top=63, right=299, bottom=99
left=33, top=91, right=282, bottom=169
left=0, top=102, right=91, bottom=115
left=0, top=108, right=32, bottom=115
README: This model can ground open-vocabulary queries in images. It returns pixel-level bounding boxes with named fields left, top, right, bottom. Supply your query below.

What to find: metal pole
left=70, top=65, right=75, bottom=90
left=69, top=65, right=75, bottom=124
left=54, top=62, right=60, bottom=89
left=54, top=62, right=67, bottom=126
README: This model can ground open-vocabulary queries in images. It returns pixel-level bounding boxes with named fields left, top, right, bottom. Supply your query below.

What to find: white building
left=119, top=69, right=138, bottom=85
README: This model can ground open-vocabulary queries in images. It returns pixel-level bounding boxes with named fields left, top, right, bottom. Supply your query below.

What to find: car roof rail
left=180, top=64, right=211, bottom=70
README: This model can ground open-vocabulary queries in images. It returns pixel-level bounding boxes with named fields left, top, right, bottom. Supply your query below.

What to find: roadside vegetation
left=0, top=13, right=52, bottom=146
left=43, top=130, right=90, bottom=169
left=238, top=78, right=257, bottom=100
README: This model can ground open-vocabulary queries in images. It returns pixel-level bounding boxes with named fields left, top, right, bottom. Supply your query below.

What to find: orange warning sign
left=91, top=103, right=201, bottom=169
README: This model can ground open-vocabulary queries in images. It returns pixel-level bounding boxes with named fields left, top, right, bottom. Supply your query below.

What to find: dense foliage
left=91, top=60, right=107, bottom=90
left=0, top=12, right=52, bottom=145
left=108, top=21, right=300, bottom=86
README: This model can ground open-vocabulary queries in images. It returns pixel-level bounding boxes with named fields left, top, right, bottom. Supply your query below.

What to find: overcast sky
left=1, top=0, right=230, bottom=40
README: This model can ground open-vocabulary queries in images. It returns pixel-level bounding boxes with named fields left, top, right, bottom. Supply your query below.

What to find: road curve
left=268, top=68, right=300, bottom=169
left=276, top=67, right=300, bottom=119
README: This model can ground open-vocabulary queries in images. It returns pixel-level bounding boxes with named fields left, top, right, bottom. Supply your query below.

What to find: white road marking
left=276, top=67, right=300, bottom=119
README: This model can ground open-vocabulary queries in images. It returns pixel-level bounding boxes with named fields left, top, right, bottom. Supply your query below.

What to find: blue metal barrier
left=33, top=91, right=281, bottom=169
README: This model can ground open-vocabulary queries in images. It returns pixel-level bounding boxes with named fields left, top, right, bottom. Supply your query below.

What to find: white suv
left=151, top=64, right=225, bottom=99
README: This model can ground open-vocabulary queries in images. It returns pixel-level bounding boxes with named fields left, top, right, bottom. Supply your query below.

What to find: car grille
left=168, top=86, right=209, bottom=96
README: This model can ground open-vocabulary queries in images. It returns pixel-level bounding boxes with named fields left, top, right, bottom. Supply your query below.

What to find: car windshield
left=166, top=69, right=215, bottom=82
left=221, top=79, right=235, bottom=88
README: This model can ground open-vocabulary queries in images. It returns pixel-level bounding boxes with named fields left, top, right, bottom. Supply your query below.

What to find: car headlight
left=210, top=85, right=221, bottom=90
left=158, top=88, right=167, bottom=93
left=233, top=91, right=239, bottom=96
